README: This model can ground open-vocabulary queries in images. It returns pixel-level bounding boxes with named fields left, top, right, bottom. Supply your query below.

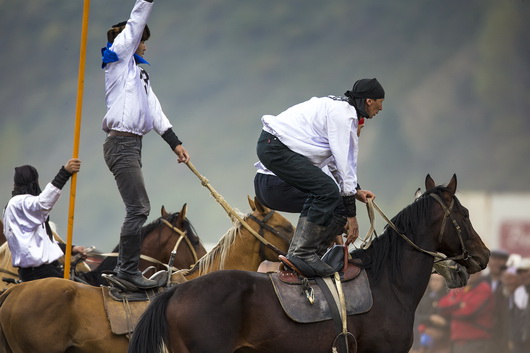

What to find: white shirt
left=101, top=0, right=173, bottom=137
left=514, top=285, right=529, bottom=310
left=261, top=96, right=359, bottom=196
left=3, top=183, right=64, bottom=268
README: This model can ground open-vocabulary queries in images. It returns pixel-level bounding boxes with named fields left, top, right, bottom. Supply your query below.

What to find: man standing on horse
left=3, top=159, right=86, bottom=281
left=101, top=0, right=190, bottom=289
left=256, top=78, right=384, bottom=277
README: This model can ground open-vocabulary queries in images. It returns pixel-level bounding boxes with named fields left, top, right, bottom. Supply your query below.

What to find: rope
left=97, top=252, right=179, bottom=271
left=186, top=161, right=285, bottom=255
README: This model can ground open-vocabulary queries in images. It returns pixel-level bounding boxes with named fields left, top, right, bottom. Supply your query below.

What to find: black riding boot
left=316, top=215, right=347, bottom=257
left=117, top=235, right=157, bottom=289
left=286, top=217, right=307, bottom=255
left=285, top=218, right=338, bottom=277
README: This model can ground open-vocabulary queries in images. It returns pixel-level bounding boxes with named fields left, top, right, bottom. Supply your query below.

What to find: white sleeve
left=326, top=105, right=358, bottom=196
left=8, top=183, right=62, bottom=231
left=147, top=85, right=173, bottom=135
left=110, top=0, right=154, bottom=63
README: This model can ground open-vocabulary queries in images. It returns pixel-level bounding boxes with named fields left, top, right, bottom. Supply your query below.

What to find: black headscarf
left=11, top=165, right=56, bottom=241
left=344, top=78, right=385, bottom=118
left=12, top=165, right=42, bottom=197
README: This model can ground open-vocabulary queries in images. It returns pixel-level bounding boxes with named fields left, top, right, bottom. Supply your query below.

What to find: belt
left=108, top=130, right=142, bottom=138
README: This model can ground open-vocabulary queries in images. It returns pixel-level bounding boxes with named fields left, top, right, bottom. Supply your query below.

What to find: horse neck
left=219, top=225, right=263, bottom=270
left=368, top=226, right=438, bottom=310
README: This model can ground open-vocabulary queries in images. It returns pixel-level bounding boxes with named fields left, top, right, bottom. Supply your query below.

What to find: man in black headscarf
left=3, top=158, right=86, bottom=281
left=256, top=78, right=385, bottom=277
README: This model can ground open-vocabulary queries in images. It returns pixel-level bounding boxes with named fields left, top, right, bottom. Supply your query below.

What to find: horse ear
left=425, top=174, right=436, bottom=191
left=414, top=188, right=422, bottom=201
left=446, top=174, right=457, bottom=195
left=180, top=203, right=188, bottom=219
left=161, top=206, right=169, bottom=218
left=248, top=195, right=256, bottom=211
left=253, top=197, right=270, bottom=215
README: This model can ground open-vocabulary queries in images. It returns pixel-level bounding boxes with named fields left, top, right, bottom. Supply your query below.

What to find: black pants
left=254, top=173, right=307, bottom=213
left=103, top=135, right=150, bottom=237
left=19, top=263, right=63, bottom=282
left=256, top=130, right=344, bottom=226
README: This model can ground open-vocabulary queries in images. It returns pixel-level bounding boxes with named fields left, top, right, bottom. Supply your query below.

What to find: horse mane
left=351, top=186, right=445, bottom=281
left=177, top=211, right=247, bottom=277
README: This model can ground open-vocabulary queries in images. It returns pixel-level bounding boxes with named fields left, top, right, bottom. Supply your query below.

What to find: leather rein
left=360, top=193, right=469, bottom=263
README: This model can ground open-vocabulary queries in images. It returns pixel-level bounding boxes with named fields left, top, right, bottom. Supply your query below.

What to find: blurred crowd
left=410, top=250, right=530, bottom=353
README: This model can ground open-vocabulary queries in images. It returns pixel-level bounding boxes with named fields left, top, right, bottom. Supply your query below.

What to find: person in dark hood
left=3, top=159, right=86, bottom=282
left=256, top=78, right=384, bottom=277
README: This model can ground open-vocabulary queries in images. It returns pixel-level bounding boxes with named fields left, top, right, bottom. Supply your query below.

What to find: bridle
left=428, top=193, right=470, bottom=262
left=362, top=192, right=470, bottom=263
left=247, top=210, right=292, bottom=257
left=88, top=217, right=201, bottom=274
left=160, top=218, right=201, bottom=265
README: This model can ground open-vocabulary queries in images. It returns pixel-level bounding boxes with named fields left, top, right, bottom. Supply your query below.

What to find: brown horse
left=170, top=197, right=293, bottom=283
left=128, top=175, right=491, bottom=353
left=0, top=221, right=5, bottom=246
left=0, top=198, right=293, bottom=353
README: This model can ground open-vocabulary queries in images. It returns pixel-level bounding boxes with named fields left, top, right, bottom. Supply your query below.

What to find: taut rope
left=186, top=161, right=285, bottom=256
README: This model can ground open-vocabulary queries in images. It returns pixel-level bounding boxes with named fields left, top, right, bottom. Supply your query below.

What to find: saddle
left=270, top=258, right=373, bottom=324
left=100, top=269, right=169, bottom=337
left=101, top=285, right=163, bottom=336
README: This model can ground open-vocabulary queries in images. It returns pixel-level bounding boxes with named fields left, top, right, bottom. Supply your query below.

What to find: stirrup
left=279, top=255, right=305, bottom=277
left=279, top=255, right=326, bottom=278
left=102, top=273, right=140, bottom=292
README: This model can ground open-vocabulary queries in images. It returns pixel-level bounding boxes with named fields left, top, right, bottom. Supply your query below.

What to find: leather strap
left=314, top=276, right=348, bottom=353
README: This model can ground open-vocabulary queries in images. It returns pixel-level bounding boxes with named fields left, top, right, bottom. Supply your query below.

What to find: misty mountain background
left=1, top=0, right=529, bottom=251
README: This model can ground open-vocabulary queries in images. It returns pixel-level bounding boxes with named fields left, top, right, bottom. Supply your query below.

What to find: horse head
left=139, top=204, right=207, bottom=275
left=247, top=196, right=294, bottom=261
left=424, top=174, right=490, bottom=274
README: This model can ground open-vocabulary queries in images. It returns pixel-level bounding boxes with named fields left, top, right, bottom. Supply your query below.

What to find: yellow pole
left=64, top=0, right=91, bottom=278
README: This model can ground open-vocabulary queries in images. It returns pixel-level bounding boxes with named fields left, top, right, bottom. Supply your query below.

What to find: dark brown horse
left=79, top=203, right=207, bottom=286
left=129, top=175, right=490, bottom=353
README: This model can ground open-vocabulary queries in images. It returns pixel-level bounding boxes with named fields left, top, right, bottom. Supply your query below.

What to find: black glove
left=51, top=166, right=72, bottom=190
left=342, top=195, right=357, bottom=217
